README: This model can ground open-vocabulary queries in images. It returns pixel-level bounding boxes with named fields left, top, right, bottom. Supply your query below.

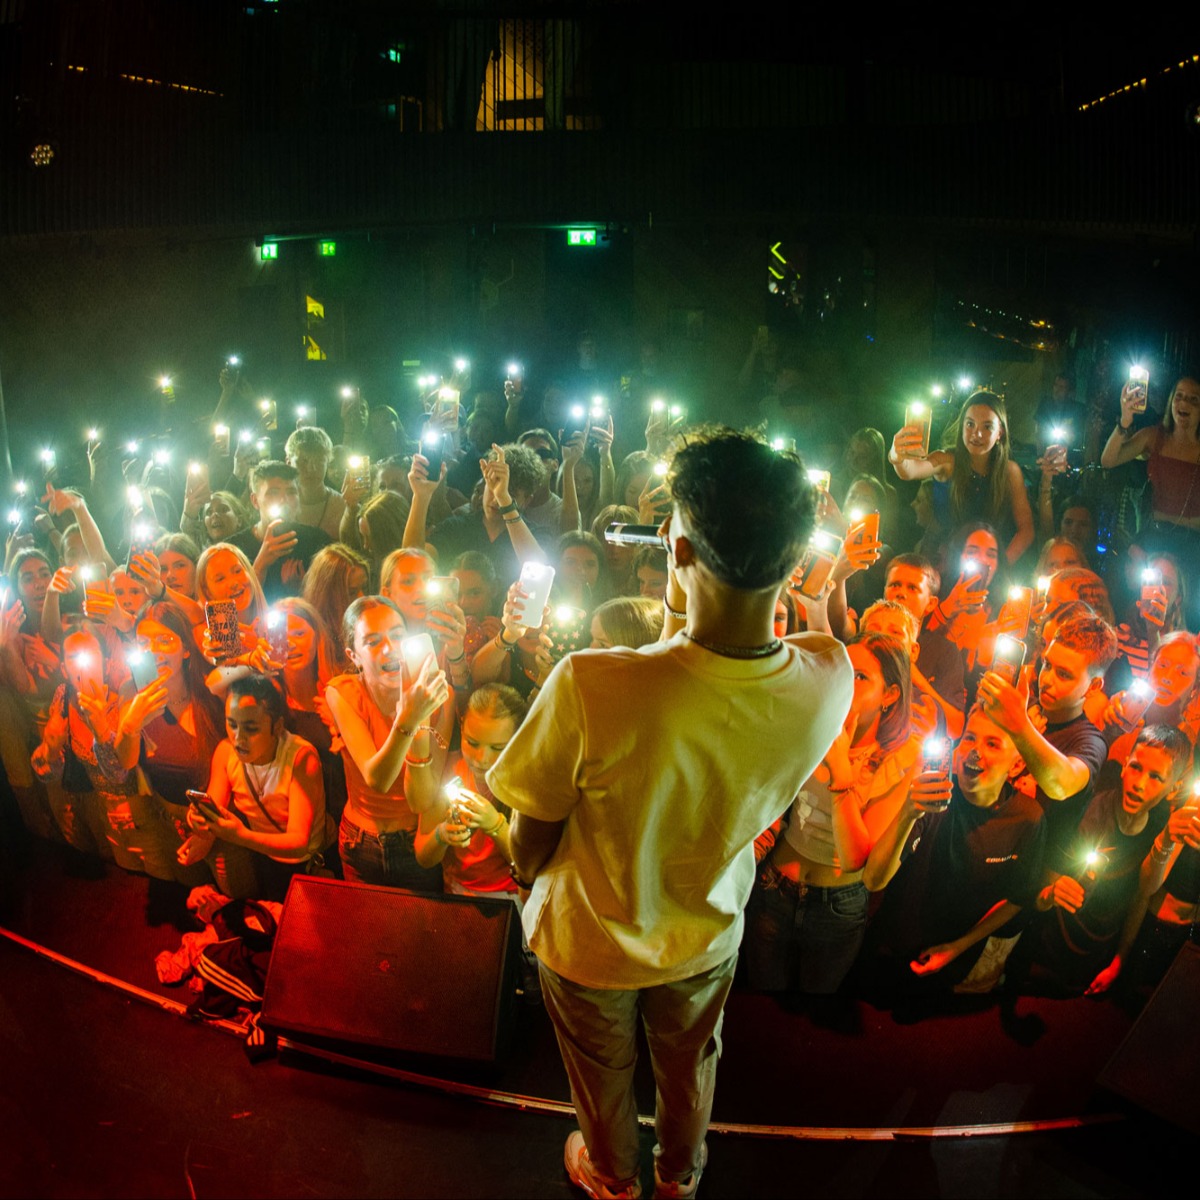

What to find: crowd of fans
left=3, top=346, right=1200, bottom=1018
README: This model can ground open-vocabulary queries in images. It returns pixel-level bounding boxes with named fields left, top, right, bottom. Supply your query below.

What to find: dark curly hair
left=500, top=443, right=548, bottom=505
left=666, top=426, right=816, bottom=590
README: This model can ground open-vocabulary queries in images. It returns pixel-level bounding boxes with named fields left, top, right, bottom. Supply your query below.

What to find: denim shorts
left=339, top=816, right=443, bottom=894
left=743, top=863, right=869, bottom=995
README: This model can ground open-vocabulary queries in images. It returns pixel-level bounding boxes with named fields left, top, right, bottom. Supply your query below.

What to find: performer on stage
left=490, top=427, right=853, bottom=1199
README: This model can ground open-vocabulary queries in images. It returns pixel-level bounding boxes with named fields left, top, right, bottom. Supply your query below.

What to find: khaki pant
left=539, top=953, right=736, bottom=1189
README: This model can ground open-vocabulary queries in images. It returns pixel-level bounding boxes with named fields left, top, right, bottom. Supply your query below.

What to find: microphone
left=604, top=523, right=668, bottom=548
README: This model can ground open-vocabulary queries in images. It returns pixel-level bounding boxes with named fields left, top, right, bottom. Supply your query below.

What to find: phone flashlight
left=554, top=604, right=576, bottom=624
left=958, top=376, right=973, bottom=391
left=570, top=403, right=586, bottom=422
left=848, top=508, right=864, bottom=523
left=256, top=438, right=270, bottom=452
left=228, top=355, right=240, bottom=367
left=260, top=399, right=271, bottom=413
left=153, top=448, right=171, bottom=466
left=653, top=460, right=669, bottom=477
left=507, top=362, right=521, bottom=379
left=159, top=375, right=172, bottom=389
left=126, top=486, right=143, bottom=509
left=1142, top=567, right=1163, bottom=586
left=125, top=440, right=140, bottom=455
left=87, top=428, right=99, bottom=441
left=131, top=521, right=152, bottom=542
left=961, top=557, right=982, bottom=576
left=6, top=509, right=20, bottom=526
left=444, top=777, right=464, bottom=802
left=214, top=424, right=229, bottom=438
left=70, top=652, right=94, bottom=670
left=267, top=505, right=283, bottom=521
left=1037, top=575, right=1051, bottom=594
left=669, top=404, right=682, bottom=418
left=931, top=384, right=944, bottom=398
left=238, top=430, right=253, bottom=444
left=14, top=481, right=26, bottom=496
left=296, top=405, right=309, bottom=419
left=454, top=357, right=469, bottom=373
left=39, top=448, right=55, bottom=465
left=340, top=386, right=355, bottom=399
left=1008, top=586, right=1024, bottom=601
left=1049, top=426, right=1067, bottom=443
left=651, top=398, right=665, bottom=413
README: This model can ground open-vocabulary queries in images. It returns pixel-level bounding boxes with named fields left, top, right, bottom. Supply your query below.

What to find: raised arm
left=1100, top=384, right=1155, bottom=469
left=1004, top=460, right=1035, bottom=564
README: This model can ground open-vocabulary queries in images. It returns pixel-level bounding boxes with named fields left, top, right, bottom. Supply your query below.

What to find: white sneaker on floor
left=564, top=1131, right=642, bottom=1199
left=653, top=1141, right=708, bottom=1199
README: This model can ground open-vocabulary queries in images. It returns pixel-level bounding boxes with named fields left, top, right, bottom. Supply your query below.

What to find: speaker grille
left=262, top=876, right=520, bottom=1063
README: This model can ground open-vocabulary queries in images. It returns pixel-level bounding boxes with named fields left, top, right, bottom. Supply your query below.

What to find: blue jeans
left=743, top=864, right=868, bottom=995
left=339, top=816, right=443, bottom=894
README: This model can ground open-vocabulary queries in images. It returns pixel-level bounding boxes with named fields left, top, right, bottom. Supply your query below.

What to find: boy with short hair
left=1008, top=724, right=1190, bottom=994
left=978, top=612, right=1116, bottom=858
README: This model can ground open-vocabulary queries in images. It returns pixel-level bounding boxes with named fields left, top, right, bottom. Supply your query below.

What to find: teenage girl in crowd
left=745, top=632, right=915, bottom=996
left=323, top=596, right=453, bottom=892
left=890, top=390, right=1034, bottom=566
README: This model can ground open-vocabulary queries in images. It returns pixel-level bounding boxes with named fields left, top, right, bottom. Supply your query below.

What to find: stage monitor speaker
left=1097, top=940, right=1200, bottom=1135
left=261, top=875, right=522, bottom=1065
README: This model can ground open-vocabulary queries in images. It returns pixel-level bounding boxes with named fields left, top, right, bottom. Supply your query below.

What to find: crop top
left=1147, top=428, right=1200, bottom=520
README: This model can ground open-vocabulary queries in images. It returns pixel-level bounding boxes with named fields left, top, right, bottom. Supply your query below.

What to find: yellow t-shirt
left=488, top=631, right=853, bottom=989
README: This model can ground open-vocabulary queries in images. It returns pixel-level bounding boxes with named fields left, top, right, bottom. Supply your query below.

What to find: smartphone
left=547, top=604, right=588, bottom=661
left=346, top=455, right=372, bottom=492
left=266, top=609, right=289, bottom=665
left=792, top=531, right=843, bottom=601
left=920, top=736, right=953, bottom=812
left=187, top=461, right=210, bottom=493
left=185, top=790, right=223, bottom=824
left=433, top=387, right=461, bottom=430
left=588, top=396, right=609, bottom=426
left=1128, top=365, right=1149, bottom=414
left=401, top=632, right=436, bottom=681
left=1001, top=586, right=1034, bottom=643
left=426, top=576, right=461, bottom=606
left=806, top=469, right=831, bottom=493
left=513, top=562, right=555, bottom=628
left=420, top=430, right=448, bottom=477
left=770, top=436, right=797, bottom=454
left=213, top=424, right=231, bottom=456
left=1141, top=567, right=1166, bottom=626
left=904, top=401, right=932, bottom=457
left=259, top=398, right=278, bottom=431
left=126, top=521, right=156, bottom=571
left=848, top=510, right=880, bottom=547
left=205, top=600, right=243, bottom=661
left=1077, top=848, right=1110, bottom=891
left=126, top=646, right=160, bottom=691
left=565, top=403, right=588, bottom=441
left=992, top=635, right=1027, bottom=686
left=1122, top=678, right=1154, bottom=724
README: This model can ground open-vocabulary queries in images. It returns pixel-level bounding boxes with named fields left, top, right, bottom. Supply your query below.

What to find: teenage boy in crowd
left=977, top=612, right=1116, bottom=856
left=862, top=706, right=1047, bottom=994
left=1007, top=725, right=1190, bottom=995
left=492, top=429, right=853, bottom=1200
left=880, top=553, right=966, bottom=737
left=228, top=461, right=330, bottom=601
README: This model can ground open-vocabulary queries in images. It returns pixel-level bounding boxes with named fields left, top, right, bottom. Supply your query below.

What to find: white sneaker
left=564, top=1131, right=642, bottom=1199
left=653, top=1141, right=708, bottom=1199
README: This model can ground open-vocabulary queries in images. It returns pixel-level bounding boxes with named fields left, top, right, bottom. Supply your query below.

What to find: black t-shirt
left=916, top=624, right=967, bottom=715
left=1033, top=711, right=1109, bottom=857
left=1020, top=787, right=1168, bottom=986
left=871, top=782, right=1046, bottom=980
left=428, top=509, right=543, bottom=585
left=228, top=524, right=331, bottom=603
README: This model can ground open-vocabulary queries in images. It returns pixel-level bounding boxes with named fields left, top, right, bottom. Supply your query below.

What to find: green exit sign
left=260, top=242, right=279, bottom=260
left=319, top=240, right=337, bottom=257
left=567, top=229, right=597, bottom=247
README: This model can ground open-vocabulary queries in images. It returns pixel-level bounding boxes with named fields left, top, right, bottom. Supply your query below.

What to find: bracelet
left=405, top=751, right=433, bottom=767
left=397, top=723, right=448, bottom=749
left=828, top=783, right=860, bottom=795
left=446, top=650, right=466, bottom=664
left=663, top=598, right=686, bottom=620
left=485, top=814, right=506, bottom=836
left=509, top=861, right=536, bottom=890
left=434, top=825, right=447, bottom=845
left=496, top=502, right=518, bottom=516
left=1151, top=838, right=1174, bottom=860
left=1115, top=422, right=1134, bottom=440
left=496, top=632, right=520, bottom=654
left=502, top=513, right=523, bottom=524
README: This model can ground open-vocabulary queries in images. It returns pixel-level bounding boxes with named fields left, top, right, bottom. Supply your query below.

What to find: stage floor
left=0, top=832, right=1190, bottom=1198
